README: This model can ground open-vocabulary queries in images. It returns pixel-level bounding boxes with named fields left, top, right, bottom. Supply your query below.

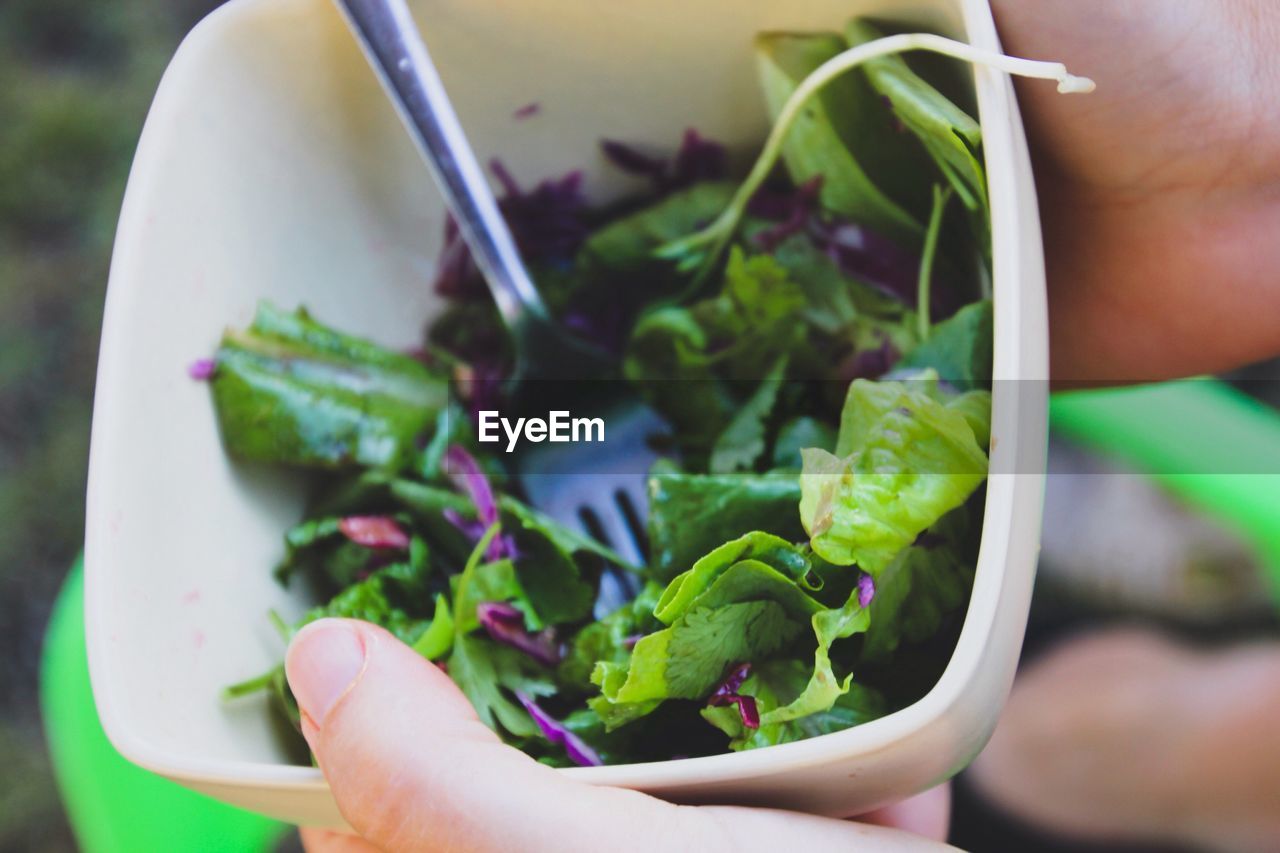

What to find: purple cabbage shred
left=707, top=663, right=760, bottom=730
left=477, top=602, right=562, bottom=667
left=443, top=445, right=514, bottom=561
left=513, top=102, right=540, bottom=120
left=515, top=691, right=603, bottom=767
left=600, top=139, right=668, bottom=181
left=839, top=339, right=899, bottom=382
left=750, top=176, right=823, bottom=252
left=599, top=129, right=727, bottom=194
left=431, top=161, right=589, bottom=298
left=188, top=358, right=216, bottom=381
left=818, top=220, right=920, bottom=305
left=857, top=573, right=876, bottom=608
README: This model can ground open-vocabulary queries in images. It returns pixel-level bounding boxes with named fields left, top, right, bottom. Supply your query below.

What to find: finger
left=285, top=618, right=702, bottom=853
left=287, top=618, right=957, bottom=853
left=299, top=827, right=382, bottom=853
left=858, top=785, right=951, bottom=841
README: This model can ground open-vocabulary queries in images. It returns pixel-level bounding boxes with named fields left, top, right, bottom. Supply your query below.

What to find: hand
left=286, top=619, right=953, bottom=852
left=971, top=629, right=1280, bottom=851
left=991, top=0, right=1280, bottom=381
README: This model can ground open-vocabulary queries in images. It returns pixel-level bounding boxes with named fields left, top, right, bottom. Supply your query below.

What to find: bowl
left=86, top=0, right=1047, bottom=826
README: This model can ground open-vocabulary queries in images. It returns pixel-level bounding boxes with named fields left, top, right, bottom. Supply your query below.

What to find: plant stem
left=658, top=33, right=1094, bottom=277
left=918, top=185, right=954, bottom=341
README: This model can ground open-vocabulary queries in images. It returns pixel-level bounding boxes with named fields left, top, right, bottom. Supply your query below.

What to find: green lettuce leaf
left=800, top=377, right=990, bottom=571
left=860, top=507, right=974, bottom=662
left=701, top=660, right=885, bottom=750
left=590, top=600, right=799, bottom=729
left=759, top=586, right=870, bottom=725
left=646, top=466, right=805, bottom=581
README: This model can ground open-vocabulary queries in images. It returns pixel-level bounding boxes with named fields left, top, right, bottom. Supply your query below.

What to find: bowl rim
left=85, top=0, right=1044, bottom=794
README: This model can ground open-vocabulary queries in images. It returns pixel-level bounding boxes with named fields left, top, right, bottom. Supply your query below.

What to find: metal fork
left=334, top=0, right=667, bottom=594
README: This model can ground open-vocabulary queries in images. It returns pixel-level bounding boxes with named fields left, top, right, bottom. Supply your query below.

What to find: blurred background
left=0, top=2, right=223, bottom=848
left=1, top=1, right=1277, bottom=851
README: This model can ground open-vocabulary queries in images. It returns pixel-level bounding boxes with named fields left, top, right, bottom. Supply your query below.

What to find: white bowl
left=86, top=0, right=1047, bottom=827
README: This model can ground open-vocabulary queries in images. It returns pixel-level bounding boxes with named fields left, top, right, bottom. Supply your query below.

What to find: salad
left=214, top=18, right=999, bottom=767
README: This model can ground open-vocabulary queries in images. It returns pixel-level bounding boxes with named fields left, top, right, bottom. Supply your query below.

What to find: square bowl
left=86, top=0, right=1047, bottom=827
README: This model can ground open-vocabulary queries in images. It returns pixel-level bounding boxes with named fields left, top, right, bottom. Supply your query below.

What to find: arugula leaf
left=755, top=32, right=922, bottom=245
left=579, top=182, right=737, bottom=274
left=210, top=302, right=446, bottom=471
left=646, top=466, right=805, bottom=581
left=845, top=19, right=985, bottom=216
left=273, top=511, right=425, bottom=594
left=449, top=634, right=555, bottom=738
left=767, top=234, right=913, bottom=333
left=800, top=377, right=989, bottom=572
left=498, top=497, right=626, bottom=625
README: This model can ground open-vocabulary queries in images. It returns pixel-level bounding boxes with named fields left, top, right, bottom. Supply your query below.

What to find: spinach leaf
left=771, top=416, right=837, bottom=470
left=210, top=302, right=445, bottom=470
left=898, top=299, right=993, bottom=388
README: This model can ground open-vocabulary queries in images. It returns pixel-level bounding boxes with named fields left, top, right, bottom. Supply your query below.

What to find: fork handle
left=334, top=0, right=546, bottom=324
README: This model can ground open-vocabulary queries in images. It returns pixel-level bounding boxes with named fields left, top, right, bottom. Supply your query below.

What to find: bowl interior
left=88, top=0, right=1005, bottom=780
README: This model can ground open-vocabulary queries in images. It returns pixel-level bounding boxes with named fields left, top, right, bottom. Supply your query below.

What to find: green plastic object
left=1050, top=380, right=1280, bottom=601
left=40, top=560, right=288, bottom=852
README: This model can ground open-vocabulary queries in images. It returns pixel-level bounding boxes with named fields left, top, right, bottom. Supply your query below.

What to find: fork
left=334, top=0, right=668, bottom=595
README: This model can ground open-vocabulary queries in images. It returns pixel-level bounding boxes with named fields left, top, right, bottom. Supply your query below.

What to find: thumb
left=286, top=618, right=955, bottom=853
left=284, top=618, right=686, bottom=852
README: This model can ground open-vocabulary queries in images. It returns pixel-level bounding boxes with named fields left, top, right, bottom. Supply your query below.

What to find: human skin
left=289, top=620, right=954, bottom=853
left=990, top=0, right=1280, bottom=382
left=970, top=630, right=1280, bottom=852
left=292, top=2, right=1280, bottom=849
